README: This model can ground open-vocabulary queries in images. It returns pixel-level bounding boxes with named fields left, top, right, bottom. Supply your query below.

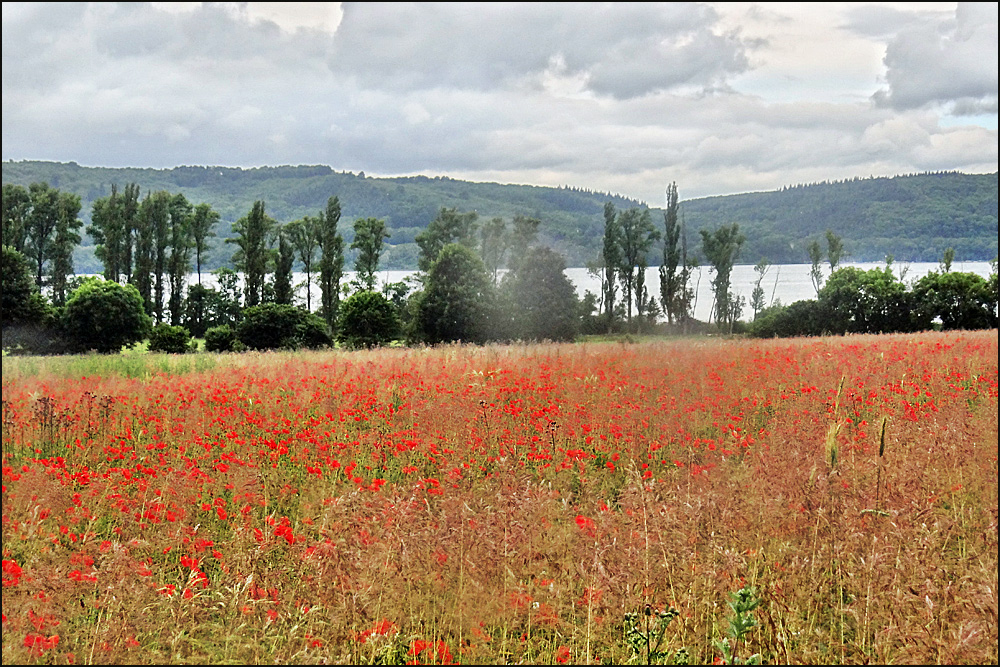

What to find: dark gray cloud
left=871, top=2, right=997, bottom=113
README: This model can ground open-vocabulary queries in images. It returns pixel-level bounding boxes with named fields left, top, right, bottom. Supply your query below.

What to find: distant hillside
left=2, top=161, right=996, bottom=271
left=681, top=172, right=997, bottom=264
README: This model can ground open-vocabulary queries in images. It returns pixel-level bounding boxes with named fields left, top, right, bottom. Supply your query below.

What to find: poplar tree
left=659, top=182, right=682, bottom=324
left=2, top=184, right=31, bottom=253
left=229, top=200, right=276, bottom=308
left=351, top=217, right=390, bottom=292
left=601, top=202, right=623, bottom=331
left=167, top=194, right=194, bottom=325
left=317, top=196, right=345, bottom=331
left=618, top=207, right=659, bottom=328
left=285, top=216, right=320, bottom=311
left=415, top=208, right=478, bottom=272
left=701, top=223, right=745, bottom=328
left=25, top=182, right=60, bottom=289
left=273, top=228, right=295, bottom=305
left=190, top=202, right=219, bottom=286
left=50, top=192, right=82, bottom=307
left=479, top=217, right=507, bottom=285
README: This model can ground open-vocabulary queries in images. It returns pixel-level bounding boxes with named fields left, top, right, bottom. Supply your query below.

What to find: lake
left=190, top=260, right=994, bottom=324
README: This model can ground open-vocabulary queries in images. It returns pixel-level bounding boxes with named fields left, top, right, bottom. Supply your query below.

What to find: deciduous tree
left=701, top=223, right=745, bottom=328
left=413, top=244, right=494, bottom=345
left=351, top=217, right=390, bottom=292
left=317, top=196, right=345, bottom=331
left=190, top=202, right=219, bottom=286
left=229, top=200, right=276, bottom=308
left=285, top=216, right=320, bottom=311
left=416, top=208, right=478, bottom=272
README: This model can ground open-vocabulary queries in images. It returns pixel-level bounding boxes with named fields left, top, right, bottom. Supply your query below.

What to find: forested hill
left=2, top=161, right=996, bottom=271
left=680, top=171, right=997, bottom=264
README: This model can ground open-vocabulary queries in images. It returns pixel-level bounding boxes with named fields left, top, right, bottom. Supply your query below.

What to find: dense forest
left=1, top=161, right=996, bottom=271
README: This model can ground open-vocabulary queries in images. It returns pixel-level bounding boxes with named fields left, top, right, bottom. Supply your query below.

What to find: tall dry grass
left=2, top=331, right=997, bottom=664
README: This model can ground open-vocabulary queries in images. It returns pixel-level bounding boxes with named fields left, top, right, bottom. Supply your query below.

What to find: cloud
left=872, top=2, right=998, bottom=114
left=1, top=2, right=996, bottom=205
left=328, top=3, right=750, bottom=99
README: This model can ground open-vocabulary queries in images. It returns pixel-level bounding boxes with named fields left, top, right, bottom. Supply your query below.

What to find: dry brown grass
left=2, top=331, right=997, bottom=664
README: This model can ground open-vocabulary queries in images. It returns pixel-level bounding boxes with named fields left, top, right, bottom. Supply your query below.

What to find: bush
left=337, top=291, right=400, bottom=349
left=911, top=271, right=996, bottom=331
left=148, top=323, right=193, bottom=354
left=750, top=300, right=830, bottom=338
left=2, top=245, right=63, bottom=354
left=62, top=278, right=152, bottom=354
left=204, top=325, right=243, bottom=353
left=237, top=303, right=331, bottom=351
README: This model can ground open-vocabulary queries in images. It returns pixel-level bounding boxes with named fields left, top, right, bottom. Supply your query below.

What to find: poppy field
left=2, top=331, right=997, bottom=664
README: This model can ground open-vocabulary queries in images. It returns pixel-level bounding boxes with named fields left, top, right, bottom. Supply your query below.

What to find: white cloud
left=1, top=2, right=996, bottom=204
left=872, top=2, right=998, bottom=113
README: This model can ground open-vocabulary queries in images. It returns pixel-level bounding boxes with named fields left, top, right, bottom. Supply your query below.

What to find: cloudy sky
left=2, top=2, right=996, bottom=203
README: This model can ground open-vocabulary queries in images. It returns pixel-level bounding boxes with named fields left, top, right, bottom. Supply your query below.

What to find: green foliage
left=412, top=244, right=494, bottom=345
left=62, top=278, right=152, bottom=354
left=623, top=606, right=687, bottom=665
left=273, top=228, right=295, bottom=305
left=88, top=183, right=139, bottom=284
left=190, top=201, right=220, bottom=283
left=479, top=216, right=507, bottom=284
left=713, top=587, right=762, bottom=665
left=911, top=271, right=997, bottom=331
left=501, top=246, right=579, bottom=342
left=147, top=323, right=193, bottom=354
left=237, top=303, right=331, bottom=351
left=1, top=245, right=61, bottom=354
left=2, top=183, right=32, bottom=253
left=228, top=200, right=276, bottom=308
left=415, top=207, right=479, bottom=272
left=337, top=290, right=400, bottom=349
left=658, top=182, right=686, bottom=325
left=682, top=171, right=998, bottom=263
left=5, top=163, right=994, bottom=272
left=167, top=193, right=194, bottom=324
left=204, top=324, right=243, bottom=353
left=285, top=215, right=320, bottom=311
left=2, top=245, right=53, bottom=327
left=351, top=217, right=390, bottom=291
left=818, top=266, right=913, bottom=334
left=701, top=223, right=746, bottom=329
left=317, top=196, right=345, bottom=331
left=750, top=300, right=830, bottom=338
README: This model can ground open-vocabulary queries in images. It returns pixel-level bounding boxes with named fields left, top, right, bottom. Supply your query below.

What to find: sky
left=2, top=2, right=997, bottom=204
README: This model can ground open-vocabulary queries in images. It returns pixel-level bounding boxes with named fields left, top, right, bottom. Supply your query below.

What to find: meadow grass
left=2, top=331, right=997, bottom=664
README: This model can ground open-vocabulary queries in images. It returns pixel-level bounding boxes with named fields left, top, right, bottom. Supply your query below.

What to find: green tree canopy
left=412, top=243, right=494, bottom=345
left=229, top=200, right=276, bottom=308
left=337, top=290, right=401, bottom=349
left=62, top=278, right=152, bottom=354
left=416, top=208, right=479, bottom=272
left=501, top=246, right=579, bottom=342
left=911, top=271, right=996, bottom=331
left=818, top=266, right=913, bottom=334
left=701, top=223, right=745, bottom=328
left=351, top=217, right=390, bottom=292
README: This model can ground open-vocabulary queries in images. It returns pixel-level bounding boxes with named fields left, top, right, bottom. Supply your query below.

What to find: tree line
left=2, top=181, right=586, bottom=353
left=2, top=179, right=997, bottom=356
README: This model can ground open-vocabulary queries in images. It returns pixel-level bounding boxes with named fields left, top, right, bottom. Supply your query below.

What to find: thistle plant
left=713, top=586, right=762, bottom=665
left=623, top=604, right=688, bottom=665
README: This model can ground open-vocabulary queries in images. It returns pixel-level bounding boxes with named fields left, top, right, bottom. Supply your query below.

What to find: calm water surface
left=189, top=261, right=993, bottom=324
